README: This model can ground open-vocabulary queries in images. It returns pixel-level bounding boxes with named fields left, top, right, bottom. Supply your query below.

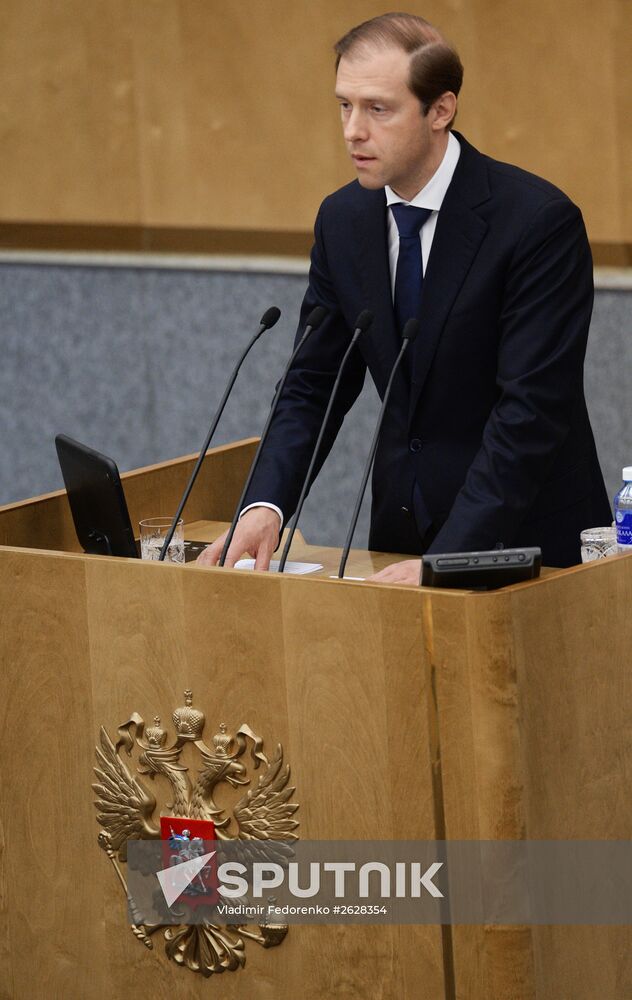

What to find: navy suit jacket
left=247, top=134, right=610, bottom=566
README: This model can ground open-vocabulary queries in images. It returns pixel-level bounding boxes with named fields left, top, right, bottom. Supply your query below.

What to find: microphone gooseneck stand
left=277, top=309, right=374, bottom=572
left=218, top=305, right=329, bottom=567
left=337, top=317, right=421, bottom=580
left=158, top=306, right=282, bottom=561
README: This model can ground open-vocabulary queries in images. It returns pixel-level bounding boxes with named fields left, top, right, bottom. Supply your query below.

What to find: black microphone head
left=260, top=306, right=281, bottom=329
left=305, top=305, right=328, bottom=331
left=402, top=318, right=421, bottom=342
left=354, top=309, right=374, bottom=334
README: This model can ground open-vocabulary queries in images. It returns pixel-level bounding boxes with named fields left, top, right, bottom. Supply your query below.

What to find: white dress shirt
left=243, top=133, right=461, bottom=530
left=385, top=131, right=460, bottom=292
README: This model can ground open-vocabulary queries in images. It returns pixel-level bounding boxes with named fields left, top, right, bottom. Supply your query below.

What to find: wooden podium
left=1, top=439, right=631, bottom=1000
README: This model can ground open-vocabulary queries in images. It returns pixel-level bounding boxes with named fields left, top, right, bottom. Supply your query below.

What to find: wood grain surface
left=1, top=443, right=632, bottom=998
left=0, top=549, right=446, bottom=999
left=0, top=0, right=630, bottom=249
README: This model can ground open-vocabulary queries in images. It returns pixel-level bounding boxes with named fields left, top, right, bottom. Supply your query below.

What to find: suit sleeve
left=428, top=196, right=594, bottom=554
left=243, top=204, right=367, bottom=523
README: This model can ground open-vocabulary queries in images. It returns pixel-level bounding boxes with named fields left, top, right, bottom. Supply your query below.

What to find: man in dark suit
left=199, top=12, right=610, bottom=581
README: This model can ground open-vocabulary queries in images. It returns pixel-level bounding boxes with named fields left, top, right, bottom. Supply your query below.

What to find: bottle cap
left=623, top=467, right=632, bottom=481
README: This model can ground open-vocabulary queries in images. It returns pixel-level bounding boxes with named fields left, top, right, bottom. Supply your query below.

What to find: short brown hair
left=334, top=12, right=463, bottom=126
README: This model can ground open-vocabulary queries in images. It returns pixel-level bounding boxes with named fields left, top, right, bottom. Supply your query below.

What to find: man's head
left=334, top=13, right=463, bottom=199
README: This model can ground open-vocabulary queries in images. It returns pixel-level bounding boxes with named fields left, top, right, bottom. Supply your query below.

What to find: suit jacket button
left=409, top=438, right=422, bottom=453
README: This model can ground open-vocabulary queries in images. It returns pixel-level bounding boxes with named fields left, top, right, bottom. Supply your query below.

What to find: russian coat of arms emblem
left=93, top=690, right=299, bottom=977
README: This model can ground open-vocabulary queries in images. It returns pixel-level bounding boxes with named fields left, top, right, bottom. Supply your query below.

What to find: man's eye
left=371, top=105, right=386, bottom=114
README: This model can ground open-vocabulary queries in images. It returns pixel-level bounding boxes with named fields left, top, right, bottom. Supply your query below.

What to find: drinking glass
left=139, top=517, right=185, bottom=563
left=580, top=526, right=618, bottom=563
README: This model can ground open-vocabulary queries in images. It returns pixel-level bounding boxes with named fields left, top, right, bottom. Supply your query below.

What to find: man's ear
left=429, top=91, right=457, bottom=131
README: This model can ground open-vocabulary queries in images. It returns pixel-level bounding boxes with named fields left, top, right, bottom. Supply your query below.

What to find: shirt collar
left=385, top=131, right=461, bottom=211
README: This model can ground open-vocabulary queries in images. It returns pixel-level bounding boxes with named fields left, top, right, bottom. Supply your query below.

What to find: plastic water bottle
left=613, top=467, right=632, bottom=553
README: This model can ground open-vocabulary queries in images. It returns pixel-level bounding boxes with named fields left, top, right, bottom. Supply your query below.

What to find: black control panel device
left=420, top=547, right=542, bottom=590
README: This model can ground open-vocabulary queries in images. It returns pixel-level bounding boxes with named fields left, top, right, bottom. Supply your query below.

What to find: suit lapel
left=408, top=136, right=491, bottom=422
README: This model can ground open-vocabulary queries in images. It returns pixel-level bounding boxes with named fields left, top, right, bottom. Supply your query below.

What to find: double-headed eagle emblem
left=93, top=690, right=299, bottom=977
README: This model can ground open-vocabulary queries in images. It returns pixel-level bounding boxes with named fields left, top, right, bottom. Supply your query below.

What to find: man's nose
left=343, top=109, right=369, bottom=142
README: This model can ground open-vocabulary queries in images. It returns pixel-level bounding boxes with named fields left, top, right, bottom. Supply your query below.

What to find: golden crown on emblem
left=172, top=690, right=205, bottom=740
left=145, top=716, right=168, bottom=747
left=212, top=722, right=234, bottom=757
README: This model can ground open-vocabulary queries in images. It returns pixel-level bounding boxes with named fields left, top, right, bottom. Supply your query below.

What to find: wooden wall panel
left=0, top=0, right=630, bottom=245
left=459, top=0, right=625, bottom=243
left=613, top=0, right=632, bottom=241
left=0, top=0, right=140, bottom=223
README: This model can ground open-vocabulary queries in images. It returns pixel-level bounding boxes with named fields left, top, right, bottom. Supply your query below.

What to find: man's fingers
left=367, top=563, right=399, bottom=581
left=367, top=559, right=422, bottom=585
left=196, top=508, right=280, bottom=571
left=222, top=542, right=244, bottom=569
left=196, top=534, right=226, bottom=566
left=253, top=541, right=274, bottom=572
left=367, top=568, right=395, bottom=582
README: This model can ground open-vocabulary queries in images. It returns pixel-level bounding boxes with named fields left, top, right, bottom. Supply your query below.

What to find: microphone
left=158, top=306, right=281, bottom=560
left=337, top=317, right=421, bottom=579
left=277, top=309, right=374, bottom=572
left=219, top=305, right=329, bottom=566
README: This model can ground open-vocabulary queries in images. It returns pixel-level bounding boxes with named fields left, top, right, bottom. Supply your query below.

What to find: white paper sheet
left=234, top=559, right=323, bottom=575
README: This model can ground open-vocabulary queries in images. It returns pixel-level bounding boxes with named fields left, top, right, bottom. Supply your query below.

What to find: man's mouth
left=352, top=154, right=375, bottom=164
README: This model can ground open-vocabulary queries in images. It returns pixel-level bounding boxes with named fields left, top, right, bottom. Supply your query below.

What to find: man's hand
left=366, top=559, right=422, bottom=586
left=196, top=507, right=281, bottom=571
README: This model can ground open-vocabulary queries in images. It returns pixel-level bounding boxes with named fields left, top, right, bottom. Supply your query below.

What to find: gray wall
left=1, top=259, right=630, bottom=548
